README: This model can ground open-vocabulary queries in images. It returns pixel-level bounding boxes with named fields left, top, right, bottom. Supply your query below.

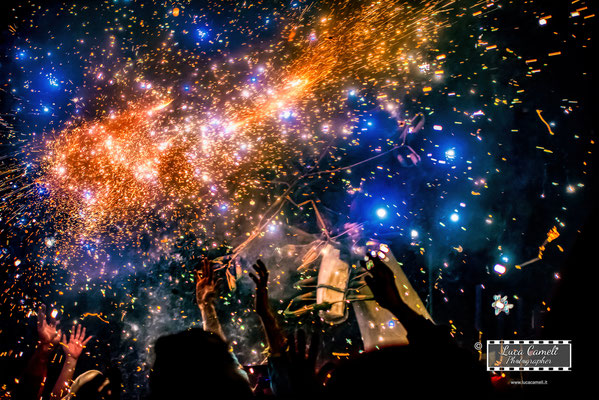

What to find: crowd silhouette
left=14, top=255, right=495, bottom=399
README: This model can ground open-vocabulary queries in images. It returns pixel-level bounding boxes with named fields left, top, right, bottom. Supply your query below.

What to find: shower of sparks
left=2, top=0, right=450, bottom=259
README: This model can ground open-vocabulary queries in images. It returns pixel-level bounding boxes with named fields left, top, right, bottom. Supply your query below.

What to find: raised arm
left=249, top=260, right=287, bottom=355
left=195, top=258, right=225, bottom=339
left=50, top=324, right=93, bottom=398
left=361, top=255, right=439, bottom=343
left=250, top=260, right=323, bottom=396
left=362, top=255, right=494, bottom=394
left=17, top=305, right=61, bottom=400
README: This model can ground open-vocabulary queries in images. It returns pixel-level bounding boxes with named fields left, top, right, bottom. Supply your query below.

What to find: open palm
left=195, top=258, right=219, bottom=306
left=62, top=324, right=92, bottom=360
left=37, top=304, right=61, bottom=346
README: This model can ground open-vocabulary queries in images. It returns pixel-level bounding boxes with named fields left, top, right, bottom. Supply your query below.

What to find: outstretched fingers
left=202, top=258, right=214, bottom=283
left=249, top=272, right=259, bottom=286
left=369, top=254, right=395, bottom=281
left=78, top=325, right=87, bottom=342
left=68, top=324, right=92, bottom=347
left=73, top=324, right=82, bottom=341
left=202, top=258, right=208, bottom=280
left=251, top=260, right=269, bottom=289
left=255, top=259, right=268, bottom=279
left=255, top=259, right=266, bottom=270
left=37, top=304, right=46, bottom=328
left=51, top=319, right=60, bottom=334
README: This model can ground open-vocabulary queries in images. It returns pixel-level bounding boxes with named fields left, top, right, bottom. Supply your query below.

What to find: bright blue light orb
left=376, top=208, right=388, bottom=219
left=445, top=149, right=456, bottom=159
left=450, top=213, right=459, bottom=222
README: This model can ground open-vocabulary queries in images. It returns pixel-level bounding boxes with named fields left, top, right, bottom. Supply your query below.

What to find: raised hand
left=51, top=325, right=93, bottom=398
left=286, top=325, right=320, bottom=395
left=37, top=304, right=61, bottom=347
left=195, top=258, right=218, bottom=306
left=288, top=327, right=319, bottom=374
left=19, top=305, right=61, bottom=399
left=61, top=324, right=93, bottom=360
left=194, top=258, right=225, bottom=338
left=360, top=255, right=403, bottom=311
left=249, top=259, right=287, bottom=356
left=249, top=259, right=269, bottom=317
